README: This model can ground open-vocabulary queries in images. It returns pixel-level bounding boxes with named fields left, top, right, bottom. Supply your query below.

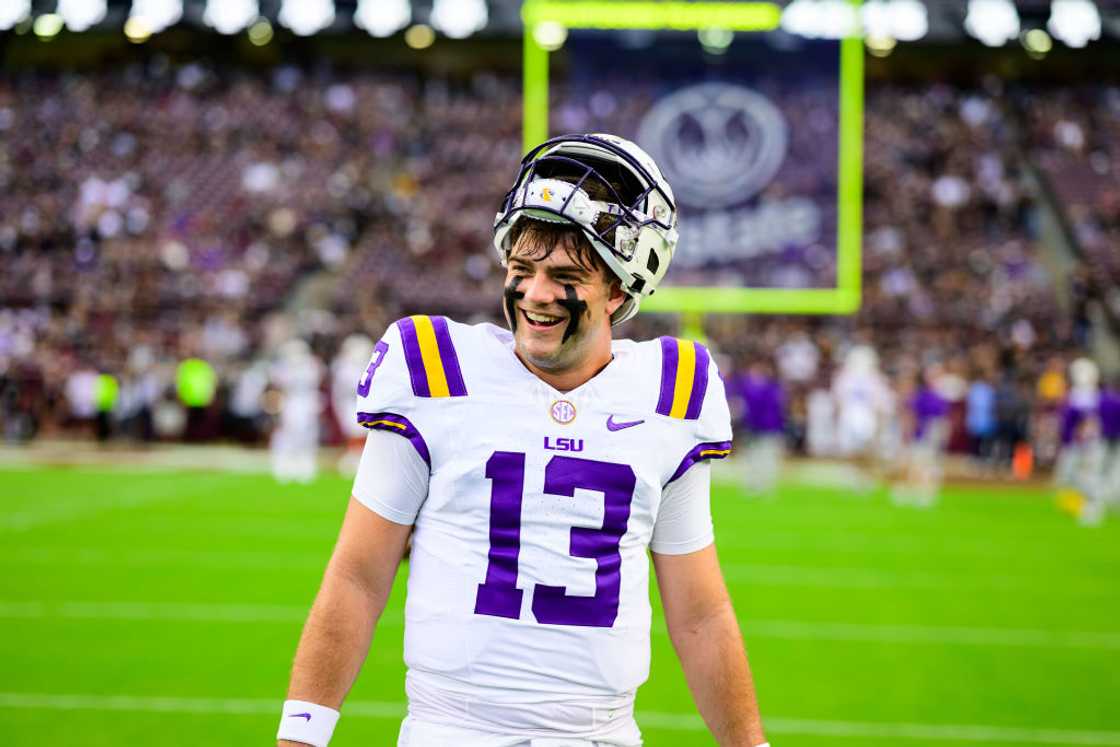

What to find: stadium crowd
left=0, top=61, right=1112, bottom=470
left=1022, top=84, right=1120, bottom=337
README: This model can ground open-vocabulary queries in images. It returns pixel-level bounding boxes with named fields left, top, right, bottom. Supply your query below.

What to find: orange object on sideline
left=1012, top=444, right=1034, bottom=480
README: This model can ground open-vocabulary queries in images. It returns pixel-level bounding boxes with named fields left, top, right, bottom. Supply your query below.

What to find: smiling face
left=503, top=224, right=626, bottom=391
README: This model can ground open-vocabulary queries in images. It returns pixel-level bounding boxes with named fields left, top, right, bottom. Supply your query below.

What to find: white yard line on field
left=0, top=600, right=310, bottom=623
left=2, top=600, right=1119, bottom=650
left=0, top=494, right=180, bottom=533
left=0, top=692, right=1118, bottom=745
left=6, top=546, right=328, bottom=570
left=760, top=717, right=1120, bottom=745
left=721, top=562, right=1114, bottom=595
left=742, top=620, right=1120, bottom=649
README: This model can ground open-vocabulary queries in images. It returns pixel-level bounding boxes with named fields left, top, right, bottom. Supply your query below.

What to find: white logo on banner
left=637, top=83, right=789, bottom=209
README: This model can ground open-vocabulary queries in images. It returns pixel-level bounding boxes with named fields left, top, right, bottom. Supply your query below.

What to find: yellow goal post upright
left=520, top=0, right=864, bottom=331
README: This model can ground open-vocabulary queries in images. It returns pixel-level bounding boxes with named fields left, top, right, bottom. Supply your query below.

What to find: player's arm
left=650, top=450, right=766, bottom=747
left=652, top=544, right=767, bottom=747
left=650, top=345, right=766, bottom=743
left=279, top=498, right=411, bottom=746
left=279, top=416, right=429, bottom=746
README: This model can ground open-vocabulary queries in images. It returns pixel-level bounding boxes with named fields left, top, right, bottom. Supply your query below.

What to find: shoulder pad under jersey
left=652, top=336, right=733, bottom=482
left=354, top=315, right=468, bottom=466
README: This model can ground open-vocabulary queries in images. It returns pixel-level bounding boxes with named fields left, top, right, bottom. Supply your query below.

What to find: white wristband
left=277, top=700, right=340, bottom=747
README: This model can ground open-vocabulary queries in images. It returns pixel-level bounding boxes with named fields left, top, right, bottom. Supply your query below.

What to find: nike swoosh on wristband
left=606, top=415, right=644, bottom=431
left=288, top=713, right=312, bottom=722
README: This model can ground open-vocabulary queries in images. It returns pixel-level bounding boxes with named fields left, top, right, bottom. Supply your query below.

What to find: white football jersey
left=354, top=316, right=731, bottom=737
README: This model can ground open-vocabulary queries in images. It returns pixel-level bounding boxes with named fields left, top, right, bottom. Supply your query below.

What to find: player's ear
left=605, top=279, right=626, bottom=317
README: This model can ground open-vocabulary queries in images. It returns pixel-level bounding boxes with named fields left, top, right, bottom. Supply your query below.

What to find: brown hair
left=506, top=220, right=607, bottom=276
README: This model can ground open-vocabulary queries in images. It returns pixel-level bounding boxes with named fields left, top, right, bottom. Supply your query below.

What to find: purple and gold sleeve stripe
left=667, top=440, right=733, bottom=484
left=396, top=315, right=467, bottom=398
left=356, top=411, right=431, bottom=467
left=656, top=337, right=711, bottom=420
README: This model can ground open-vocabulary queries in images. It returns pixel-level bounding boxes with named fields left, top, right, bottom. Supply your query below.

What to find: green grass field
left=2, top=463, right=1118, bottom=746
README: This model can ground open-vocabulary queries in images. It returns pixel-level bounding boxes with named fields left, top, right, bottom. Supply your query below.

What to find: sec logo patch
left=549, top=400, right=576, bottom=425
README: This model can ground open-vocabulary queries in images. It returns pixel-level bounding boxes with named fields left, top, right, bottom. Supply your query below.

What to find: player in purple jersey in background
left=1095, top=377, right=1120, bottom=512
left=734, top=360, right=786, bottom=497
left=893, top=366, right=949, bottom=508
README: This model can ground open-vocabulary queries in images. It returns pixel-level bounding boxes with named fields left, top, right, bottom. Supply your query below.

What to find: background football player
left=832, top=343, right=894, bottom=492
left=330, top=333, right=374, bottom=476
left=892, top=364, right=950, bottom=508
left=1055, top=357, right=1107, bottom=525
left=1100, top=375, right=1120, bottom=510
left=732, top=358, right=786, bottom=497
left=269, top=338, right=324, bottom=484
left=277, top=134, right=769, bottom=747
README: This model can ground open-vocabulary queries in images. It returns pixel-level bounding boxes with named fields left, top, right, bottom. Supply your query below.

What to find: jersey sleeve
left=655, top=337, right=733, bottom=484
left=650, top=461, right=714, bottom=554
left=354, top=315, right=469, bottom=468
left=352, top=428, right=430, bottom=525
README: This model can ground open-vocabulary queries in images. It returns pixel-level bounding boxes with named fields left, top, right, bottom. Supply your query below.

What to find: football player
left=278, top=134, right=769, bottom=747
left=892, top=365, right=949, bottom=508
left=270, top=338, right=324, bottom=484
left=330, top=334, right=375, bottom=475
left=832, top=344, right=894, bottom=492
left=734, top=359, right=786, bottom=497
left=1100, top=375, right=1120, bottom=508
left=1055, top=357, right=1107, bottom=525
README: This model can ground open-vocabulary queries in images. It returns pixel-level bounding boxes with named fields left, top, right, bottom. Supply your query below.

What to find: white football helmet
left=493, top=133, right=679, bottom=325
left=1070, top=357, right=1100, bottom=389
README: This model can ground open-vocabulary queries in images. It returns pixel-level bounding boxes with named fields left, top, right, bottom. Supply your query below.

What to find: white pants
left=397, top=717, right=639, bottom=747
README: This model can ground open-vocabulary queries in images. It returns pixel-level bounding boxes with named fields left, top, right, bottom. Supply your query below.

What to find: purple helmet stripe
left=396, top=317, right=430, bottom=398
left=431, top=316, right=468, bottom=397
left=355, top=411, right=431, bottom=468
left=656, top=337, right=678, bottom=417
left=666, top=440, right=733, bottom=485
left=684, top=342, right=711, bottom=421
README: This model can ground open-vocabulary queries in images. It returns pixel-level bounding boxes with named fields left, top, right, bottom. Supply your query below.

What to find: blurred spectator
left=966, top=367, right=997, bottom=466
left=177, top=357, right=217, bottom=441
left=993, top=366, right=1033, bottom=470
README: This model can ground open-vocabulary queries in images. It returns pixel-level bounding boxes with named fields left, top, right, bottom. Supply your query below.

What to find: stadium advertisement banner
left=559, top=33, right=841, bottom=291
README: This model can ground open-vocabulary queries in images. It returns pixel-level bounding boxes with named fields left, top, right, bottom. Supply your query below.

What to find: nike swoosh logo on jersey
left=606, top=415, right=644, bottom=431
left=288, top=713, right=312, bottom=722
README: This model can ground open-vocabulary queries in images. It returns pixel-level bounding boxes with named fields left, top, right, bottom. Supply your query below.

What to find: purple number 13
left=474, top=452, right=636, bottom=628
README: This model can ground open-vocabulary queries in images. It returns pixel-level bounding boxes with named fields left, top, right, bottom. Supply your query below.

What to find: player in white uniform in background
left=832, top=345, right=893, bottom=490
left=1054, top=357, right=1106, bottom=525
left=278, top=134, right=769, bottom=747
left=270, top=339, right=324, bottom=484
left=330, top=334, right=375, bottom=475
left=805, top=385, right=836, bottom=457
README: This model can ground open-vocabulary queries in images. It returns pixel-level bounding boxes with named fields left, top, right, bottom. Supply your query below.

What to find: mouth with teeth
left=521, top=308, right=566, bottom=330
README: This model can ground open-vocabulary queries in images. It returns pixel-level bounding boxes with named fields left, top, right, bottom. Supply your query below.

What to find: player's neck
left=518, top=341, right=613, bottom=393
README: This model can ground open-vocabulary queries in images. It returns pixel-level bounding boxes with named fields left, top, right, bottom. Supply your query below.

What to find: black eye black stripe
left=557, top=284, right=589, bottom=343
left=503, top=277, right=525, bottom=333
